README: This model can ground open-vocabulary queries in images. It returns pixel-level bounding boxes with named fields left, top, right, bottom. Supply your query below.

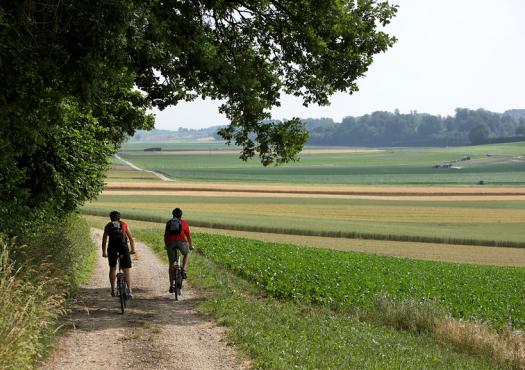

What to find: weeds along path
left=40, top=229, right=245, bottom=370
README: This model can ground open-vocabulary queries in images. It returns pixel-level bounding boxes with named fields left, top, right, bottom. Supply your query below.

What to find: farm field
left=82, top=141, right=525, bottom=249
left=84, top=192, right=525, bottom=244
left=84, top=214, right=525, bottom=266
left=121, top=140, right=236, bottom=152
left=117, top=141, right=525, bottom=185
left=193, top=233, right=525, bottom=329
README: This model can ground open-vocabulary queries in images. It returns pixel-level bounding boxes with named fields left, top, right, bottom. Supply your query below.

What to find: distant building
left=144, top=147, right=162, bottom=152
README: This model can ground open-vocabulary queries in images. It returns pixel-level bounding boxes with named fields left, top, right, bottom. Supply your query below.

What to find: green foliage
left=469, top=124, right=490, bottom=145
left=0, top=1, right=397, bottom=212
left=131, top=228, right=496, bottom=369
left=515, top=120, right=525, bottom=135
left=194, top=233, right=525, bottom=329
left=0, top=214, right=96, bottom=369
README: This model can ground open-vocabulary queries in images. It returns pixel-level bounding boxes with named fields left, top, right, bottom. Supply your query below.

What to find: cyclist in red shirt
left=164, top=208, right=193, bottom=293
left=102, top=211, right=136, bottom=298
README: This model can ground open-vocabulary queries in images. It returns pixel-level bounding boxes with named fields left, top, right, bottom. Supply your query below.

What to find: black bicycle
left=116, top=253, right=129, bottom=314
left=172, top=250, right=183, bottom=301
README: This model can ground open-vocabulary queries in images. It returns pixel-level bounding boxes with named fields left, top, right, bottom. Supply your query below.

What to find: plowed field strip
left=105, top=182, right=525, bottom=197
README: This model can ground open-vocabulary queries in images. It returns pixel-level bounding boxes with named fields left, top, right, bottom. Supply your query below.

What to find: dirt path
left=40, top=229, right=247, bottom=370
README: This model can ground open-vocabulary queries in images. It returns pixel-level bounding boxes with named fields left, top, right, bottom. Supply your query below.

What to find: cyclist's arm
left=126, top=227, right=136, bottom=254
left=101, top=228, right=108, bottom=257
left=185, top=224, right=193, bottom=250
left=163, top=222, right=170, bottom=247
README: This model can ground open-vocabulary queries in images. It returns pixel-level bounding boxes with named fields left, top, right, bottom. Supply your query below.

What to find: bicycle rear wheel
left=118, top=280, right=125, bottom=314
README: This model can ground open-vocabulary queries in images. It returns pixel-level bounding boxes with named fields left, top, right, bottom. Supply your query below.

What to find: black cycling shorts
left=107, top=243, right=132, bottom=269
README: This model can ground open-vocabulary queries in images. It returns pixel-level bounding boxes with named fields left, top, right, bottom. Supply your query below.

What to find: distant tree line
left=305, top=108, right=525, bottom=147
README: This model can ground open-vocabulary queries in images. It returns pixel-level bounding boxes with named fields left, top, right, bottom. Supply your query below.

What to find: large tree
left=0, top=0, right=397, bottom=224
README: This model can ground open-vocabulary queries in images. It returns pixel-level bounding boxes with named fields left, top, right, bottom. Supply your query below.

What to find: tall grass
left=82, top=207, right=525, bottom=248
left=0, top=241, right=66, bottom=369
left=0, top=214, right=96, bottom=369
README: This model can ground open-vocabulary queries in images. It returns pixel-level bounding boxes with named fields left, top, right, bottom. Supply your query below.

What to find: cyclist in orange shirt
left=164, top=208, right=193, bottom=293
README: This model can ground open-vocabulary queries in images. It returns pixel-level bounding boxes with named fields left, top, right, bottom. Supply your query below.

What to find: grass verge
left=0, top=214, right=96, bottom=369
left=132, top=228, right=499, bottom=369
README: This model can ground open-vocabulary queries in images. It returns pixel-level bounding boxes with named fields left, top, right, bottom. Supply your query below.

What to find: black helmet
left=109, top=210, right=121, bottom=221
left=172, top=208, right=183, bottom=218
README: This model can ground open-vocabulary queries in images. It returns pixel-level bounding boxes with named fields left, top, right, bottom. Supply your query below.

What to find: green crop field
left=121, top=140, right=236, bottom=151
left=195, top=233, right=525, bottom=329
left=116, top=142, right=525, bottom=185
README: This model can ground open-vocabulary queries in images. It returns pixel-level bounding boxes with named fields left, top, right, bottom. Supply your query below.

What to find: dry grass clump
left=367, top=294, right=446, bottom=334
left=436, top=318, right=525, bottom=369
left=364, top=294, right=525, bottom=368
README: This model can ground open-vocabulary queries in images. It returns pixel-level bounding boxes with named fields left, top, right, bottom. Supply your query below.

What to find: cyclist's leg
left=123, top=268, right=132, bottom=290
left=173, top=241, right=189, bottom=279
left=108, top=246, right=118, bottom=291
left=109, top=266, right=117, bottom=290
left=182, top=252, right=189, bottom=270
left=119, top=245, right=133, bottom=295
left=176, top=241, right=190, bottom=270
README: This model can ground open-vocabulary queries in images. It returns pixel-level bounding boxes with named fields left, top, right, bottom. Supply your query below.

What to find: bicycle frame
left=172, top=250, right=183, bottom=301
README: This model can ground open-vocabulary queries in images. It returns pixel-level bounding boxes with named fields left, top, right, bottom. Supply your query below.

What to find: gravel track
left=40, top=229, right=247, bottom=370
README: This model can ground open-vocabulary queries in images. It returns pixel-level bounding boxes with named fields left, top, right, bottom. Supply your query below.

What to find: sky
left=152, top=0, right=525, bottom=130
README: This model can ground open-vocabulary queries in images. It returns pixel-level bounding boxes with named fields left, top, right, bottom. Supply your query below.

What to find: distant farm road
left=114, top=154, right=172, bottom=181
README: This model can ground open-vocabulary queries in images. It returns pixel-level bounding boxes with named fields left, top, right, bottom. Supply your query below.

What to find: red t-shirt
left=164, top=219, right=190, bottom=244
